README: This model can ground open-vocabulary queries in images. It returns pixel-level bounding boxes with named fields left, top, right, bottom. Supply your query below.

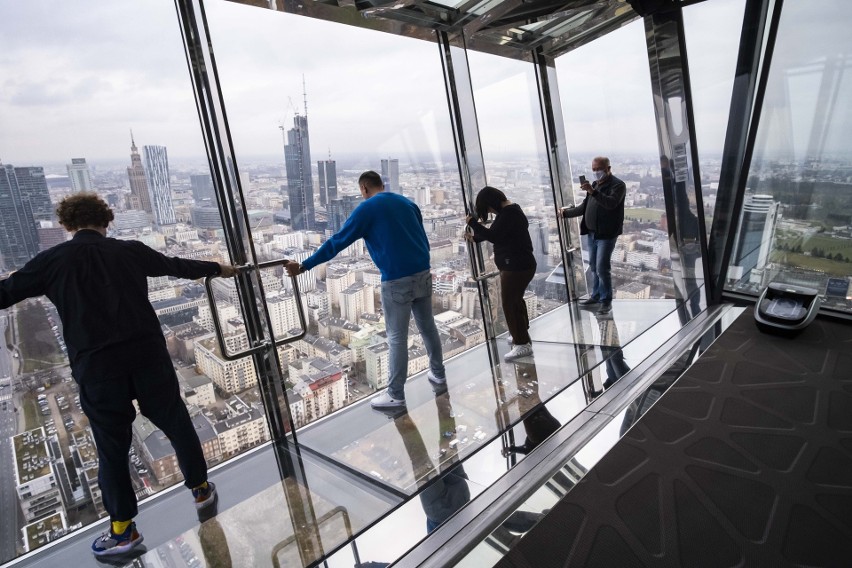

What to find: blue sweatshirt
left=301, top=192, right=431, bottom=281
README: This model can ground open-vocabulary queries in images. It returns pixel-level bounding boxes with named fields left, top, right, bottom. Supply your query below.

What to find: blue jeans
left=381, top=270, right=445, bottom=400
left=588, top=234, right=618, bottom=303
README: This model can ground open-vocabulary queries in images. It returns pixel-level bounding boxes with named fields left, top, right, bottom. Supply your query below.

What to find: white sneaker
left=504, top=343, right=533, bottom=361
left=370, top=392, right=406, bottom=409
left=427, top=371, right=446, bottom=386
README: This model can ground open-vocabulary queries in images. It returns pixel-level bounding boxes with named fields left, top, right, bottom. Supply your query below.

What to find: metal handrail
left=204, top=258, right=308, bottom=361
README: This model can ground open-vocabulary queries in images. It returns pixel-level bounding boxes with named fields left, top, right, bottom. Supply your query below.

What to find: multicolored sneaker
left=91, top=522, right=143, bottom=557
left=193, top=481, right=217, bottom=510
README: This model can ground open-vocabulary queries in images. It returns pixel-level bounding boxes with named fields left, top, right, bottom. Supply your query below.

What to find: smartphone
left=579, top=175, right=587, bottom=184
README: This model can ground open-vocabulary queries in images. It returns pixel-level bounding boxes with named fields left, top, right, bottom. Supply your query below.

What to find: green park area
left=16, top=301, right=65, bottom=373
left=625, top=208, right=664, bottom=223
left=773, top=232, right=852, bottom=276
left=21, top=392, right=42, bottom=431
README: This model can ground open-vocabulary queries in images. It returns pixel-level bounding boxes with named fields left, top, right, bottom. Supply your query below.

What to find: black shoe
left=579, top=297, right=600, bottom=306
left=597, top=302, right=612, bottom=315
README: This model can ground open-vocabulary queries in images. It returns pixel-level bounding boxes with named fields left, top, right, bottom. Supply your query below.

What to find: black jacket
left=468, top=203, right=537, bottom=271
left=0, top=230, right=220, bottom=383
left=563, top=174, right=626, bottom=239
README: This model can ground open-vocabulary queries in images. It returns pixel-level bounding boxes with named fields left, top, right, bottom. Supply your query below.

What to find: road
left=0, top=311, right=22, bottom=562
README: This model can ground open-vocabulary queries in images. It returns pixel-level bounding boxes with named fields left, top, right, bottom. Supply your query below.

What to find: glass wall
left=725, top=0, right=852, bottom=313
left=0, top=0, right=247, bottom=559
left=466, top=51, right=566, bottom=333
left=555, top=19, right=676, bottom=302
left=204, top=1, right=484, bottom=428
left=683, top=0, right=746, bottom=240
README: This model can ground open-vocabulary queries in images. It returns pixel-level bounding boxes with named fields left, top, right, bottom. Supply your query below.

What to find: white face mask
left=592, top=169, right=606, bottom=181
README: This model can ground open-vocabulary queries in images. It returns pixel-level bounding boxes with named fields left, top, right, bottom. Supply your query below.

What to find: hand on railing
left=284, top=260, right=302, bottom=277
left=218, top=263, right=238, bottom=278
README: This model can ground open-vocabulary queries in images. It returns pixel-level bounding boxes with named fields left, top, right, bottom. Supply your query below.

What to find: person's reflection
left=394, top=392, right=471, bottom=534
left=661, top=155, right=702, bottom=319
left=594, top=312, right=631, bottom=390
left=501, top=361, right=560, bottom=458
left=198, top=517, right=232, bottom=568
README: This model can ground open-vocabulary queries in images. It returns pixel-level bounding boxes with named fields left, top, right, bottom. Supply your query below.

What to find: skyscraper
left=143, top=145, right=176, bottom=226
left=380, top=158, right=399, bottom=193
left=731, top=194, right=779, bottom=284
left=283, top=113, right=314, bottom=231
left=14, top=166, right=52, bottom=222
left=317, top=159, right=337, bottom=206
left=127, top=133, right=151, bottom=213
left=327, top=195, right=362, bottom=233
left=0, top=164, right=42, bottom=270
left=66, top=158, right=93, bottom=192
left=190, top=174, right=215, bottom=205
left=528, top=217, right=549, bottom=270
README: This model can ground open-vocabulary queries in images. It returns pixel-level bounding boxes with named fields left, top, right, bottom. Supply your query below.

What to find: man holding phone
left=559, top=156, right=626, bottom=315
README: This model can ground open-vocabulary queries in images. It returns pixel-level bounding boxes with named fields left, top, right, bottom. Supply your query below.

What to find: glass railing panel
left=555, top=19, right=677, bottom=303
left=203, top=0, right=492, bottom=428
left=723, top=0, right=852, bottom=314
left=0, top=1, right=246, bottom=560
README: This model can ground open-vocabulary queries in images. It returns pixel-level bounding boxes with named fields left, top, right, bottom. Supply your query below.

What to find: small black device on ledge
left=754, top=282, right=821, bottom=337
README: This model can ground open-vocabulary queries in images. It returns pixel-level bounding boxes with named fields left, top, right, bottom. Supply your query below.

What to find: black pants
left=79, top=356, right=207, bottom=521
left=500, top=268, right=536, bottom=345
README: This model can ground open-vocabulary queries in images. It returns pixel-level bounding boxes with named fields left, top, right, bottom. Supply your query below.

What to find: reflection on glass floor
left=298, top=298, right=683, bottom=494
left=11, top=299, right=695, bottom=568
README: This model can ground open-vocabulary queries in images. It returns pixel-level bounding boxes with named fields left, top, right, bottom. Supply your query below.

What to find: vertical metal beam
left=644, top=5, right=707, bottom=320
left=708, top=0, right=782, bottom=304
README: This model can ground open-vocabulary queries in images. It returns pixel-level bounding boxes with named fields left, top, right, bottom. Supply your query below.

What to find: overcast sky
left=1, top=0, right=843, bottom=169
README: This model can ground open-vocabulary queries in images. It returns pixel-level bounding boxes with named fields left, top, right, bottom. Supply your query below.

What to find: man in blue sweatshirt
left=285, top=170, right=446, bottom=410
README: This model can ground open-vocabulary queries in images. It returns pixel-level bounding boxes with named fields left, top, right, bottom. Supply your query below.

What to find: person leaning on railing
left=0, top=192, right=236, bottom=557
left=465, top=186, right=537, bottom=361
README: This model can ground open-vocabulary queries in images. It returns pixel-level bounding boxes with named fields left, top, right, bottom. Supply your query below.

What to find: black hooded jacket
left=0, top=230, right=220, bottom=383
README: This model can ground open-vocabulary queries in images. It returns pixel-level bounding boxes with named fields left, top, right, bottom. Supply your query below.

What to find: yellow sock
left=193, top=481, right=208, bottom=492
left=112, top=520, right=132, bottom=535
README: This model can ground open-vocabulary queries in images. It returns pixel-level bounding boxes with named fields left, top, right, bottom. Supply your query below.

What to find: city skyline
left=0, top=0, right=770, bottom=167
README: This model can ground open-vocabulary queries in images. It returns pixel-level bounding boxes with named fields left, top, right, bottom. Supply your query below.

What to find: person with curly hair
left=0, top=192, right=236, bottom=557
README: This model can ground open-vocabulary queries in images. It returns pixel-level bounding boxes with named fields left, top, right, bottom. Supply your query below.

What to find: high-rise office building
left=66, top=158, right=93, bottom=192
left=317, top=159, right=337, bottom=206
left=0, top=164, right=43, bottom=270
left=190, top=174, right=215, bottom=205
left=380, top=158, right=399, bottom=193
left=730, top=194, right=779, bottom=284
left=143, top=145, right=177, bottom=226
left=283, top=114, right=314, bottom=231
left=127, top=133, right=151, bottom=213
left=528, top=217, right=550, bottom=270
left=414, top=186, right=431, bottom=207
left=327, top=194, right=362, bottom=233
left=13, top=166, right=52, bottom=222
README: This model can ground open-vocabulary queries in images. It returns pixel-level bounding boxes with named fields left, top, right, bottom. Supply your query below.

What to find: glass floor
left=10, top=298, right=714, bottom=568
